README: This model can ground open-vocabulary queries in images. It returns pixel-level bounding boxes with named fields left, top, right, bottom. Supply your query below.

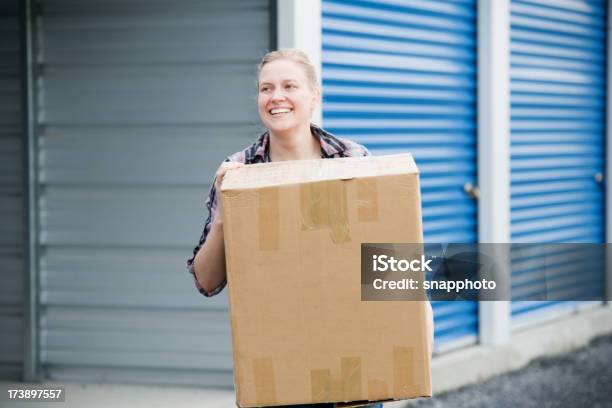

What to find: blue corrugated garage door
left=510, top=0, right=606, bottom=324
left=322, top=0, right=478, bottom=351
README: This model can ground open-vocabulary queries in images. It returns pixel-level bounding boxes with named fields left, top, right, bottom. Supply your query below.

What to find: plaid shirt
left=186, top=124, right=370, bottom=297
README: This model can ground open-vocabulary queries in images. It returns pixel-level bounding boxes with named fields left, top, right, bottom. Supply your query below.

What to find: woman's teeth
left=270, top=108, right=292, bottom=116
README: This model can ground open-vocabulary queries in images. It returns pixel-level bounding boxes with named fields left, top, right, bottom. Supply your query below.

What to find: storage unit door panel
left=35, top=0, right=270, bottom=385
left=510, top=0, right=606, bottom=326
left=0, top=0, right=24, bottom=381
left=322, top=0, right=478, bottom=351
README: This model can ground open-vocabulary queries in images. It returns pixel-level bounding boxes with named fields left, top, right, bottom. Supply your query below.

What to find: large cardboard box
left=221, top=153, right=432, bottom=407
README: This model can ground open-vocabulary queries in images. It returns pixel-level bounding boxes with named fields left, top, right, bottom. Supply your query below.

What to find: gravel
left=407, top=334, right=612, bottom=408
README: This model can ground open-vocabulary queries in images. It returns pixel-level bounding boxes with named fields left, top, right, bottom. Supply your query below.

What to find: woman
left=186, top=49, right=381, bottom=408
left=187, top=48, right=371, bottom=298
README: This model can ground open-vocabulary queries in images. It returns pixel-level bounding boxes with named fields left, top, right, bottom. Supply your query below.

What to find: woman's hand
left=214, top=161, right=244, bottom=192
left=213, top=161, right=245, bottom=225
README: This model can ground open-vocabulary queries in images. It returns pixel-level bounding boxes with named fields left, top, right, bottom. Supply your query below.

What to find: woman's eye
left=286, top=84, right=297, bottom=89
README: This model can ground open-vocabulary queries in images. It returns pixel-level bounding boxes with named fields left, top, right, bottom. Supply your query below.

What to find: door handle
left=463, top=182, right=480, bottom=200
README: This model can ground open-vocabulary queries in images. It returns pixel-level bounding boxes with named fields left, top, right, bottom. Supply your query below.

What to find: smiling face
left=257, top=59, right=320, bottom=136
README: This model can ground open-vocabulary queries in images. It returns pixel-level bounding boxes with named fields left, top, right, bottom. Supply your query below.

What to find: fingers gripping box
left=220, top=154, right=432, bottom=407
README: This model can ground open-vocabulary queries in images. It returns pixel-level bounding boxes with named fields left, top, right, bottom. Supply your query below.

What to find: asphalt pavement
left=407, top=334, right=612, bottom=408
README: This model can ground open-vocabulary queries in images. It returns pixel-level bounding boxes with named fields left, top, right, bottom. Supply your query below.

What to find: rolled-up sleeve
left=186, top=180, right=227, bottom=297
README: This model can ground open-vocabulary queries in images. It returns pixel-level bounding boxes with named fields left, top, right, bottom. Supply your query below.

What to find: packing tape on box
left=328, top=180, right=351, bottom=243
left=258, top=187, right=279, bottom=250
left=311, top=368, right=332, bottom=403
left=341, top=356, right=363, bottom=401
left=253, top=357, right=277, bottom=406
left=356, top=177, right=379, bottom=222
left=393, top=346, right=417, bottom=396
left=311, top=357, right=363, bottom=403
left=300, top=180, right=351, bottom=243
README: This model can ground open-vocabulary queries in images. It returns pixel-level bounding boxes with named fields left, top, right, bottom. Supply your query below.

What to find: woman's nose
left=271, top=88, right=286, bottom=101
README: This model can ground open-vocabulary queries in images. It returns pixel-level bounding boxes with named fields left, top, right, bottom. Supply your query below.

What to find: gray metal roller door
left=34, top=0, right=271, bottom=386
left=0, top=0, right=24, bottom=381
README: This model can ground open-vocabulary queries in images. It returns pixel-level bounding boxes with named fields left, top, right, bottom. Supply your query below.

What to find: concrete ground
left=407, top=334, right=612, bottom=408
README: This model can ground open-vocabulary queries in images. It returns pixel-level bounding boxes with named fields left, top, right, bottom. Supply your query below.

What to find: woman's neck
left=269, top=123, right=321, bottom=162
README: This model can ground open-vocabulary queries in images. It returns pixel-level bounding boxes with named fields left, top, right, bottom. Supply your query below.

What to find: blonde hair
left=257, top=48, right=320, bottom=91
